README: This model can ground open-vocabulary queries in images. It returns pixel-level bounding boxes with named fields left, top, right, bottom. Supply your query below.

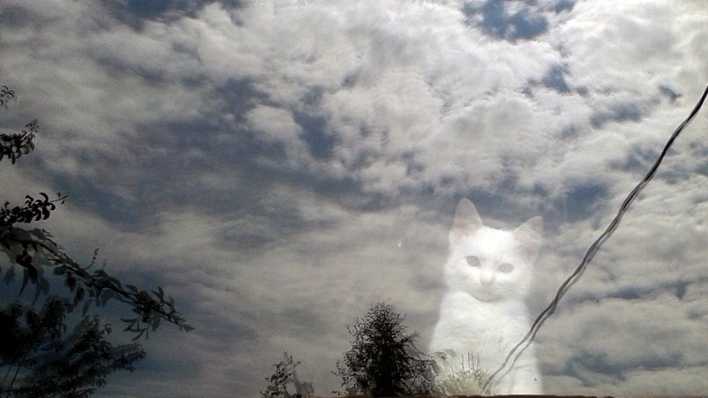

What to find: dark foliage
left=0, top=85, right=15, bottom=108
left=332, top=302, right=436, bottom=397
left=0, top=193, right=193, bottom=338
left=0, top=119, right=37, bottom=164
left=0, top=83, right=192, bottom=396
left=261, top=352, right=311, bottom=398
left=0, top=297, right=145, bottom=398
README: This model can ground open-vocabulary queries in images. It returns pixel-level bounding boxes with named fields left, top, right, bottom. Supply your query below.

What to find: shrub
left=261, top=352, right=314, bottom=398
left=428, top=350, right=490, bottom=397
left=332, top=302, right=436, bottom=397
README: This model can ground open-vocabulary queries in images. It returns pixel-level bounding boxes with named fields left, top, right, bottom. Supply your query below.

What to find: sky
left=0, top=0, right=707, bottom=396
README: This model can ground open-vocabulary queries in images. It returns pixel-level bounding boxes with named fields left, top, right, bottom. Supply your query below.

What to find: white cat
left=429, top=198, right=543, bottom=395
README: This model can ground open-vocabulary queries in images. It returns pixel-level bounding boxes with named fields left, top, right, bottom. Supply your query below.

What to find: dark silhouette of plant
left=0, top=85, right=16, bottom=108
left=0, top=297, right=145, bottom=397
left=332, top=302, right=436, bottom=397
left=0, top=83, right=192, bottom=396
left=261, top=352, right=315, bottom=398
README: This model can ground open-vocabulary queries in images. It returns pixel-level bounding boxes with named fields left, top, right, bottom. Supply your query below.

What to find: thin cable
left=482, top=85, right=708, bottom=394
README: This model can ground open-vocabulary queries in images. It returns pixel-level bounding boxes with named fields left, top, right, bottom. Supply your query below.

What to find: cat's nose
left=480, top=271, right=495, bottom=286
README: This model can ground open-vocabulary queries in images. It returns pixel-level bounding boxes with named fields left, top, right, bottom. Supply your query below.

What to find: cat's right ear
left=450, top=198, right=483, bottom=243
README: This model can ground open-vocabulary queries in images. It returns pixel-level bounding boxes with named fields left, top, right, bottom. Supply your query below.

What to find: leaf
left=19, top=267, right=30, bottom=295
left=100, top=289, right=115, bottom=306
left=3, top=266, right=14, bottom=284
left=132, top=329, right=145, bottom=341
left=32, top=283, right=41, bottom=305
left=65, top=274, right=76, bottom=291
left=15, top=251, right=32, bottom=267
left=74, top=286, right=85, bottom=305
left=82, top=299, right=92, bottom=316
left=39, top=276, right=50, bottom=294
left=27, top=265, right=38, bottom=282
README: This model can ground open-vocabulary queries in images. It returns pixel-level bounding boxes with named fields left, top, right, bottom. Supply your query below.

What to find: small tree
left=332, top=302, right=436, bottom=397
left=261, top=352, right=314, bottom=398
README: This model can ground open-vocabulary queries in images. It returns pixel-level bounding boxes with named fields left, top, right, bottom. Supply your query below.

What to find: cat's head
left=445, top=198, right=543, bottom=302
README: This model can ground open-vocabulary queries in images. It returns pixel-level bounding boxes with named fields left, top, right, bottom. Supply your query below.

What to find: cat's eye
left=498, top=262, right=514, bottom=273
left=465, top=256, right=480, bottom=267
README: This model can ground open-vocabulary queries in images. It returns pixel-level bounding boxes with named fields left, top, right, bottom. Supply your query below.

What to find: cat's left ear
left=514, top=216, right=543, bottom=261
left=450, top=198, right=483, bottom=244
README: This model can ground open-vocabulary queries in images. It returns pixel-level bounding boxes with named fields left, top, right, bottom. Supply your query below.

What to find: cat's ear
left=514, top=216, right=543, bottom=262
left=450, top=198, right=483, bottom=243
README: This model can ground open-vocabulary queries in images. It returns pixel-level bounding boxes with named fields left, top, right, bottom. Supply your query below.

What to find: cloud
left=539, top=293, right=708, bottom=395
left=464, top=0, right=550, bottom=41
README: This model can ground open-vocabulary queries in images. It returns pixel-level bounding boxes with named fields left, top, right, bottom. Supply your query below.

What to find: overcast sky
left=1, top=0, right=708, bottom=397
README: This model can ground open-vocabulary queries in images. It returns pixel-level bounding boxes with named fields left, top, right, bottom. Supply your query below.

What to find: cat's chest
left=431, top=292, right=531, bottom=354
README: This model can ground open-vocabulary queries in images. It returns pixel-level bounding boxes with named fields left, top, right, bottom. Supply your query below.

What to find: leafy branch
left=261, top=352, right=303, bottom=398
left=1, top=193, right=67, bottom=226
left=0, top=84, right=192, bottom=341
left=0, top=119, right=38, bottom=164
left=0, top=85, right=15, bottom=108
left=1, top=226, right=193, bottom=340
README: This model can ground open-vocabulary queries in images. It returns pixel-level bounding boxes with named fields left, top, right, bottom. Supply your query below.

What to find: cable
left=481, top=84, right=708, bottom=394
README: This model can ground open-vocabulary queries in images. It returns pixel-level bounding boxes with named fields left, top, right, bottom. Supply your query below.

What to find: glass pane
left=1, top=1, right=707, bottom=397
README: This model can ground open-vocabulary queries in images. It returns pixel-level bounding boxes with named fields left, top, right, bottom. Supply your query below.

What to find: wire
left=481, top=84, right=708, bottom=394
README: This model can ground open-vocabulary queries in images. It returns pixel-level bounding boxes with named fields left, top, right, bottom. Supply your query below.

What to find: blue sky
left=1, top=0, right=708, bottom=396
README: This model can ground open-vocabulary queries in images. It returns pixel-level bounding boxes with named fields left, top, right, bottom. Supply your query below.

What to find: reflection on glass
left=430, top=198, right=544, bottom=394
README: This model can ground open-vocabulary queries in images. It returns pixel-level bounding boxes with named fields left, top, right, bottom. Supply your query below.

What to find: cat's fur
left=429, top=198, right=543, bottom=394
